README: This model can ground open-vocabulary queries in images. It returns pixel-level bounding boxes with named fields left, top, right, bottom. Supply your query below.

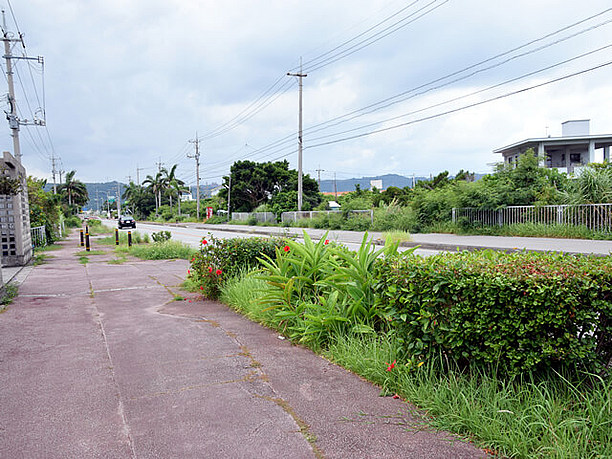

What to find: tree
left=219, top=160, right=320, bottom=213
left=57, top=170, right=88, bottom=213
left=122, top=182, right=155, bottom=218
left=142, top=170, right=168, bottom=215
left=27, top=176, right=61, bottom=241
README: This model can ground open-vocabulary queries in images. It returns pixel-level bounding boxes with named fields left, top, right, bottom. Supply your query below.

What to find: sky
left=1, top=0, right=611, bottom=188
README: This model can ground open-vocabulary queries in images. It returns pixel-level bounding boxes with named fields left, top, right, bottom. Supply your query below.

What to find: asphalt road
left=104, top=219, right=442, bottom=256
left=104, top=218, right=612, bottom=256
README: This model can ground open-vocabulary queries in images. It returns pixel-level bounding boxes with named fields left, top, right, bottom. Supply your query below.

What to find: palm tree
left=58, top=170, right=88, bottom=210
left=142, top=171, right=167, bottom=215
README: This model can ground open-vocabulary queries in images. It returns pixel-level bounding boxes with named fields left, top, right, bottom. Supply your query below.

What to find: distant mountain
left=47, top=182, right=222, bottom=211
left=319, top=173, right=485, bottom=193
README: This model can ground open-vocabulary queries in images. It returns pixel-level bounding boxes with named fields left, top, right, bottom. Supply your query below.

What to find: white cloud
left=0, top=0, right=610, bottom=184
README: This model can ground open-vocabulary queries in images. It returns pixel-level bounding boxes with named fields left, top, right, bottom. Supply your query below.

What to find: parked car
left=118, top=215, right=136, bottom=229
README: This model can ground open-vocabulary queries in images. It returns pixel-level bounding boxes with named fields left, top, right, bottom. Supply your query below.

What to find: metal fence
left=231, top=212, right=277, bottom=223
left=452, top=204, right=612, bottom=233
left=31, top=225, right=47, bottom=248
left=281, top=209, right=374, bottom=224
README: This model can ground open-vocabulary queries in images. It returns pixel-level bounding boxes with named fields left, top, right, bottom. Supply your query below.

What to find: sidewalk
left=0, top=232, right=487, bottom=458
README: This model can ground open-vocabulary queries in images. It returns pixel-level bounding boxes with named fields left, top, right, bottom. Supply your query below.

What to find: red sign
left=206, top=207, right=213, bottom=219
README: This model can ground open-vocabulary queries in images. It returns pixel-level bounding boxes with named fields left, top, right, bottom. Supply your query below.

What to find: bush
left=188, top=233, right=285, bottom=299
left=374, top=250, right=612, bottom=376
left=65, top=216, right=81, bottom=228
left=151, top=230, right=172, bottom=242
left=371, top=203, right=417, bottom=232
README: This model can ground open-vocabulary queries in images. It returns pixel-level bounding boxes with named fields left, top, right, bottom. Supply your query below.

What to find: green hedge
left=188, top=233, right=284, bottom=299
left=374, top=251, right=612, bottom=376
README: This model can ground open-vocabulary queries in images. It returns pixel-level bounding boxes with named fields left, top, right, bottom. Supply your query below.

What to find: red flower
left=283, top=245, right=290, bottom=252
left=386, top=360, right=396, bottom=371
left=191, top=257, right=195, bottom=262
left=201, top=239, right=208, bottom=245
left=208, top=266, right=213, bottom=273
left=216, top=269, right=222, bottom=275
left=200, top=286, right=204, bottom=290
left=324, top=239, right=329, bottom=245
left=187, top=270, right=190, bottom=275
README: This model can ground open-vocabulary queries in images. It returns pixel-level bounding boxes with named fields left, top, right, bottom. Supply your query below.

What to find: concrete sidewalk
left=0, top=232, right=488, bottom=458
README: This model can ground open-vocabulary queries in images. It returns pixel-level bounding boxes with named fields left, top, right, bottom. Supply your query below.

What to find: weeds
left=118, top=240, right=195, bottom=260
left=0, top=283, right=18, bottom=309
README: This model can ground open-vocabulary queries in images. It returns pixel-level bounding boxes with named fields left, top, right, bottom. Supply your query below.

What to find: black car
left=118, top=215, right=136, bottom=229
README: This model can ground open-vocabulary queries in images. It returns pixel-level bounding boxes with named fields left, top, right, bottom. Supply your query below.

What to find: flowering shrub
left=188, top=233, right=284, bottom=299
left=374, top=250, right=612, bottom=376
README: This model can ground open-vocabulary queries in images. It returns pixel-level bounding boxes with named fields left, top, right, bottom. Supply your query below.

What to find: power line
left=306, top=60, right=612, bottom=149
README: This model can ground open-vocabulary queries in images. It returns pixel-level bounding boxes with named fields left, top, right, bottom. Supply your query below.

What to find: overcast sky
left=1, top=0, right=611, bottom=187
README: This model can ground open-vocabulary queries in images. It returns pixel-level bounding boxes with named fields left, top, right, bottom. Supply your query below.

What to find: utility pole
left=1, top=10, right=45, bottom=163
left=188, top=134, right=201, bottom=220
left=316, top=165, right=325, bottom=191
left=117, top=182, right=121, bottom=217
left=51, top=155, right=58, bottom=194
left=287, top=59, right=307, bottom=211
left=333, top=172, right=338, bottom=200
left=136, top=165, right=145, bottom=184
left=226, top=174, right=231, bottom=222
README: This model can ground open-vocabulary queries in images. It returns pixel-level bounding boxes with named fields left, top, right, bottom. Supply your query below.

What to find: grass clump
left=119, top=240, right=195, bottom=260
left=0, top=283, right=18, bottom=310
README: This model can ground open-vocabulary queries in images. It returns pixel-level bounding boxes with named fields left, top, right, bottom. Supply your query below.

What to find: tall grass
left=327, top=333, right=612, bottom=458
left=219, top=270, right=276, bottom=325
left=117, top=240, right=195, bottom=260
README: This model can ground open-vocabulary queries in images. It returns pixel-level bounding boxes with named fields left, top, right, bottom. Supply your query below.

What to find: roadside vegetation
left=108, top=152, right=612, bottom=241
left=185, top=232, right=612, bottom=457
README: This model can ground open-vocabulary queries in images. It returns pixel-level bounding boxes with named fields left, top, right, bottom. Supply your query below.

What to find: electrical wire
left=306, top=60, right=612, bottom=149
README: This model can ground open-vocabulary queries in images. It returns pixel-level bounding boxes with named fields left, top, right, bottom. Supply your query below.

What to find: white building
left=494, top=120, right=612, bottom=174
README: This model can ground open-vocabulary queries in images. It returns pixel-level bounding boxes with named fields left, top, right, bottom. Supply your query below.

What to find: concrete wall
left=0, top=151, right=32, bottom=267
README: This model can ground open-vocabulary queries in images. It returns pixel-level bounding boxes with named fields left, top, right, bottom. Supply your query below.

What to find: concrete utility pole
left=188, top=134, right=201, bottom=220
left=287, top=59, right=307, bottom=211
left=136, top=165, right=145, bottom=184
left=51, top=155, right=58, bottom=194
left=117, top=182, right=121, bottom=217
left=1, top=10, right=45, bottom=163
left=316, top=165, right=325, bottom=191
left=227, top=174, right=231, bottom=221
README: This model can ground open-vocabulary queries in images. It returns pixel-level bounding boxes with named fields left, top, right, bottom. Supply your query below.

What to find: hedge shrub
left=188, top=233, right=285, bottom=299
left=374, top=250, right=612, bottom=376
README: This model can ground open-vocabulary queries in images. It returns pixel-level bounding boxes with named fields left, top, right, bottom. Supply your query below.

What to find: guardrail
left=31, top=225, right=46, bottom=247
left=231, top=212, right=277, bottom=223
left=452, top=203, right=612, bottom=232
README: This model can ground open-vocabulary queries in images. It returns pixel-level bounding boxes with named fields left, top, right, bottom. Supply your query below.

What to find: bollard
left=115, top=228, right=119, bottom=245
left=128, top=230, right=132, bottom=247
left=80, top=229, right=84, bottom=247
left=85, top=230, right=91, bottom=252
left=85, top=224, right=89, bottom=235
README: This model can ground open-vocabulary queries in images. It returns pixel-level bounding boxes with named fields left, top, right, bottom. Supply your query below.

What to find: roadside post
left=115, top=228, right=119, bottom=245
left=79, top=229, right=84, bottom=247
left=85, top=228, right=91, bottom=252
left=127, top=231, right=132, bottom=247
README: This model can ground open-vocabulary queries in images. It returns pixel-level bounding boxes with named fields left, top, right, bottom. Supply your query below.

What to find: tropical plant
left=57, top=170, right=88, bottom=212
left=142, top=170, right=168, bottom=215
